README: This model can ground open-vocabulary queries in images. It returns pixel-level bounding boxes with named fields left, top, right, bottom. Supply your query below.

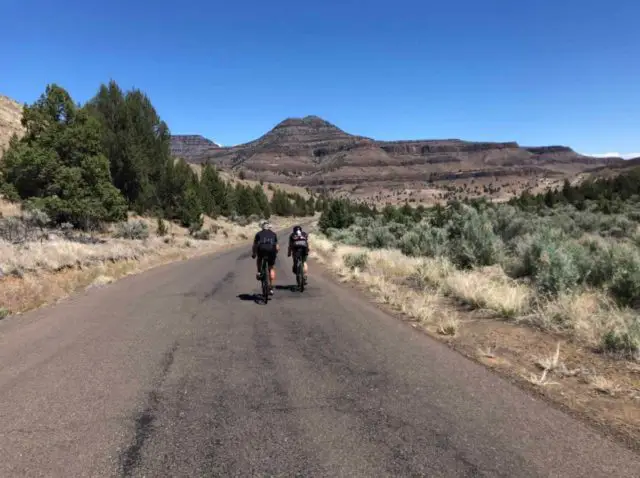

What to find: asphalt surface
left=0, top=240, right=638, bottom=477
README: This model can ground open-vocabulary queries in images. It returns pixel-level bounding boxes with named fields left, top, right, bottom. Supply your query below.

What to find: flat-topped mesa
left=379, top=140, right=520, bottom=155
left=524, top=146, right=575, bottom=154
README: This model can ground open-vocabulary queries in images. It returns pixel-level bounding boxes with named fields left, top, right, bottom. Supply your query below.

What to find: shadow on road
left=275, top=285, right=297, bottom=292
left=237, top=293, right=263, bottom=304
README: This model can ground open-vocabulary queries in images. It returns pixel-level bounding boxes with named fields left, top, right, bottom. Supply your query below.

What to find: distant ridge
left=169, top=115, right=624, bottom=193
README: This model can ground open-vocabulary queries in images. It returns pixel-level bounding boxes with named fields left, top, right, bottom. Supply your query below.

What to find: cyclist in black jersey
left=288, top=225, right=309, bottom=284
left=251, top=221, right=279, bottom=295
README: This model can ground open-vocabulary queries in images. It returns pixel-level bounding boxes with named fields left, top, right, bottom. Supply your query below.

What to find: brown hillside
left=0, top=95, right=25, bottom=156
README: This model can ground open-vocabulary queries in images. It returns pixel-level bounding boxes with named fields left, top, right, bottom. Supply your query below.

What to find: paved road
left=0, top=241, right=638, bottom=477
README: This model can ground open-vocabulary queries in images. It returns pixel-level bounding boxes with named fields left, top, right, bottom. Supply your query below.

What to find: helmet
left=261, top=220, right=272, bottom=230
left=293, top=225, right=302, bottom=233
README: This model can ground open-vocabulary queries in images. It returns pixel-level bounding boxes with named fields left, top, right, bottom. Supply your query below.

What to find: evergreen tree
left=220, top=182, right=237, bottom=217
left=271, top=189, right=292, bottom=216
left=400, top=201, right=413, bottom=218
left=87, top=81, right=171, bottom=212
left=235, top=184, right=261, bottom=217
left=318, top=199, right=354, bottom=232
left=292, top=193, right=307, bottom=216
left=1, top=84, right=127, bottom=228
left=179, top=183, right=203, bottom=229
left=199, top=163, right=221, bottom=217
left=253, top=184, right=271, bottom=218
left=306, top=196, right=316, bottom=215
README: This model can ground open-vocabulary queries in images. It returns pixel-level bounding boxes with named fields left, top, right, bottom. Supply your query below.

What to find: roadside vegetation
left=0, top=81, right=317, bottom=316
left=317, top=171, right=640, bottom=359
left=312, top=173, right=640, bottom=444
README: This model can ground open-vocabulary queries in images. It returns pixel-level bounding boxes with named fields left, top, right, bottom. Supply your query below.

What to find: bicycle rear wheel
left=261, top=259, right=269, bottom=303
left=297, top=258, right=305, bottom=293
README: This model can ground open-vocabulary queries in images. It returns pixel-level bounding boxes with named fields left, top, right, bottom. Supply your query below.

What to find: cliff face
left=170, top=116, right=625, bottom=191
left=0, top=95, right=25, bottom=157
left=170, top=135, right=221, bottom=160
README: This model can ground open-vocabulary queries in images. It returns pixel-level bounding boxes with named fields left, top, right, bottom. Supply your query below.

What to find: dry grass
left=534, top=342, right=562, bottom=372
left=527, top=368, right=560, bottom=387
left=588, top=375, right=624, bottom=396
left=438, top=316, right=460, bottom=336
left=0, top=198, right=22, bottom=217
left=443, top=267, right=531, bottom=318
left=311, top=236, right=443, bottom=325
left=533, top=290, right=638, bottom=352
left=312, top=234, right=530, bottom=323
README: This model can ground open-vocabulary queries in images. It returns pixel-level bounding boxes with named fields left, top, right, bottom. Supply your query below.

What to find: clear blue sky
left=1, top=0, right=638, bottom=155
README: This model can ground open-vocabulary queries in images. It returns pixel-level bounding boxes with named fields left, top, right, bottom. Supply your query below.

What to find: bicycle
left=259, top=256, right=270, bottom=304
left=294, top=251, right=306, bottom=292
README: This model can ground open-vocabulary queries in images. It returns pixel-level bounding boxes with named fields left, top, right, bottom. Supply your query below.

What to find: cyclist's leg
left=302, top=249, right=309, bottom=282
left=292, top=250, right=299, bottom=274
left=267, top=251, right=277, bottom=292
left=256, top=251, right=263, bottom=280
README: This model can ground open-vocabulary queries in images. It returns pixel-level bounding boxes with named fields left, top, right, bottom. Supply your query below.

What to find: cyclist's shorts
left=292, top=247, right=308, bottom=261
left=257, top=248, right=277, bottom=267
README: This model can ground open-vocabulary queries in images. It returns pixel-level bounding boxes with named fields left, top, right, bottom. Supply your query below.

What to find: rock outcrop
left=0, top=95, right=25, bottom=156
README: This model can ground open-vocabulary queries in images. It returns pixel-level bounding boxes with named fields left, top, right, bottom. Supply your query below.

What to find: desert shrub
left=354, top=215, right=375, bottom=229
left=156, top=217, right=168, bottom=236
left=601, top=324, right=640, bottom=358
left=446, top=208, right=502, bottom=268
left=601, top=215, right=634, bottom=238
left=608, top=245, right=640, bottom=306
left=521, top=229, right=580, bottom=295
left=58, top=222, right=74, bottom=238
left=114, top=220, right=150, bottom=240
left=365, top=226, right=396, bottom=249
left=0, top=217, right=26, bottom=243
left=192, top=229, right=211, bottom=240
left=627, top=209, right=640, bottom=222
left=232, top=215, right=250, bottom=227
left=399, top=231, right=422, bottom=257
left=326, top=227, right=361, bottom=246
left=575, top=237, right=614, bottom=287
left=344, top=252, right=368, bottom=271
left=547, top=212, right=580, bottom=238
left=0, top=209, right=51, bottom=243
left=188, top=216, right=204, bottom=235
left=573, top=210, right=602, bottom=234
left=385, top=221, right=407, bottom=240
left=22, top=208, right=50, bottom=234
